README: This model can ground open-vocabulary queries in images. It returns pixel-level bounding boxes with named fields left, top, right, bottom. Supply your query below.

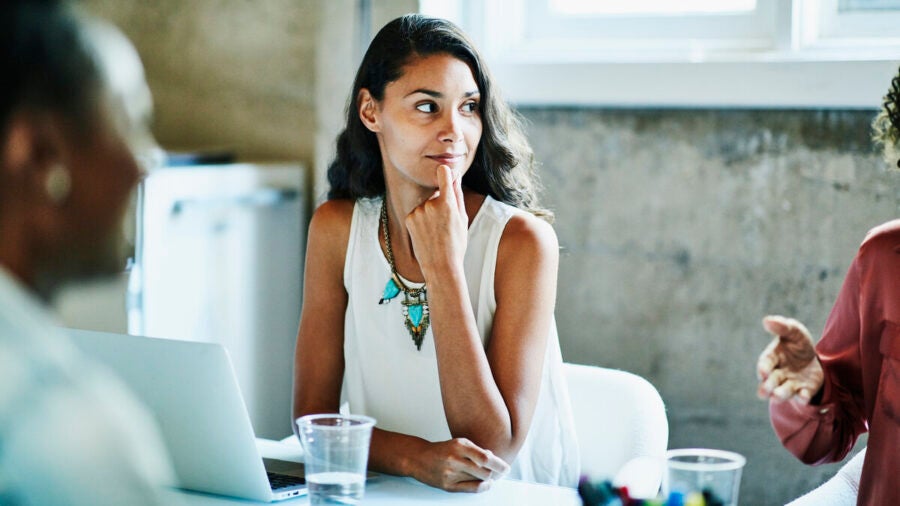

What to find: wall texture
left=82, top=0, right=320, bottom=161
left=83, top=0, right=416, bottom=192
left=522, top=107, right=888, bottom=504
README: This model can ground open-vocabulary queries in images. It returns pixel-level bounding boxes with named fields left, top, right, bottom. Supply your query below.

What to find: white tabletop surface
left=165, top=439, right=582, bottom=505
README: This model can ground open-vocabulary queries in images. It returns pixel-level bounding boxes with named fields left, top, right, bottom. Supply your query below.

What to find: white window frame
left=420, top=0, right=900, bottom=108
left=800, top=0, right=900, bottom=54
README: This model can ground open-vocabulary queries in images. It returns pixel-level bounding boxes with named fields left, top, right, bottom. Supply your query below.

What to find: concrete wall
left=523, top=107, right=886, bottom=504
left=81, top=0, right=415, bottom=196
left=80, top=0, right=320, bottom=161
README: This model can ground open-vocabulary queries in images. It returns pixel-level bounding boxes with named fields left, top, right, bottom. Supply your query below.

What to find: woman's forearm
left=367, top=427, right=429, bottom=477
left=426, top=267, right=518, bottom=459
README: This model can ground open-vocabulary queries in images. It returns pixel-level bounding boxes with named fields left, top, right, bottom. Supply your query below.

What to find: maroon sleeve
left=769, top=256, right=868, bottom=465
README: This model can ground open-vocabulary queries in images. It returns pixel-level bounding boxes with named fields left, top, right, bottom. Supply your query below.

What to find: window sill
left=495, top=58, right=898, bottom=109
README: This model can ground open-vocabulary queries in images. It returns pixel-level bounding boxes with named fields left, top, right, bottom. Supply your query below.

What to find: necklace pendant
left=379, top=278, right=401, bottom=304
left=401, top=291, right=429, bottom=350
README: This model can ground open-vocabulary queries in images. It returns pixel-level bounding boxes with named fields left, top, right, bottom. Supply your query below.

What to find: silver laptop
left=66, top=328, right=307, bottom=502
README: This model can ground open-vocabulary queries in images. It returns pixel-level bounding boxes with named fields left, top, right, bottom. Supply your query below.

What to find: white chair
left=785, top=447, right=865, bottom=506
left=564, top=363, right=669, bottom=499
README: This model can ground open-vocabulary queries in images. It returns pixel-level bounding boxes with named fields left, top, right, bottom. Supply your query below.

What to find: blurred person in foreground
left=756, top=66, right=900, bottom=506
left=0, top=0, right=177, bottom=504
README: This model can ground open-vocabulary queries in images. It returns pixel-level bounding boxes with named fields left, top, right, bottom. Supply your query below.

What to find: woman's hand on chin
left=406, top=165, right=468, bottom=280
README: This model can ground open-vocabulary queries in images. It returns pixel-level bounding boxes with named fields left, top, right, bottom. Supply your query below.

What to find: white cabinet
left=130, top=163, right=306, bottom=439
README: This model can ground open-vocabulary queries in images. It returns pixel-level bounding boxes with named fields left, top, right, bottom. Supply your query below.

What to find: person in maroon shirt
left=756, top=67, right=900, bottom=506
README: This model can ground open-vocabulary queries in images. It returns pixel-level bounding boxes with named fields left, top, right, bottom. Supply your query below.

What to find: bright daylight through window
left=548, top=0, right=756, bottom=16
left=421, top=0, right=900, bottom=108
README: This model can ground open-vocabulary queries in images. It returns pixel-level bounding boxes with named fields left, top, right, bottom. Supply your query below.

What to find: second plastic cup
left=663, top=448, right=746, bottom=506
left=296, top=414, right=376, bottom=506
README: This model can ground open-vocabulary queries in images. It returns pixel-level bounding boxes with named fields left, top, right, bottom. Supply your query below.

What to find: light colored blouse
left=340, top=196, right=580, bottom=487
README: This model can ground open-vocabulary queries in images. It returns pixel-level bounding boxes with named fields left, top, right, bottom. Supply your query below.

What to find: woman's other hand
left=757, top=315, right=825, bottom=403
left=412, top=437, right=510, bottom=493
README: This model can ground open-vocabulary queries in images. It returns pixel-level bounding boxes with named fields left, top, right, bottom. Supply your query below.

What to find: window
left=420, top=0, right=900, bottom=108
left=515, top=0, right=775, bottom=62
left=839, top=0, right=900, bottom=11
left=800, top=0, right=900, bottom=53
left=549, top=0, right=757, bottom=16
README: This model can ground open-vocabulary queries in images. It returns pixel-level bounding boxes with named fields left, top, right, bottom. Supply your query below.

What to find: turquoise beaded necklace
left=377, top=198, right=430, bottom=350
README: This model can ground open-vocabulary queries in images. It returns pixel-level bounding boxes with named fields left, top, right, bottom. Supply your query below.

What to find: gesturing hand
left=405, top=165, right=468, bottom=280
left=757, top=315, right=825, bottom=403
left=413, top=438, right=510, bottom=493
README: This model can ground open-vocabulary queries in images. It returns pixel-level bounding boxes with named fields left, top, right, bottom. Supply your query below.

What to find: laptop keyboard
left=267, top=471, right=306, bottom=490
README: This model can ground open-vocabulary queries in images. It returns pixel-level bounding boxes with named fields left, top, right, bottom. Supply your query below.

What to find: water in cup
left=297, top=414, right=375, bottom=506
left=664, top=448, right=746, bottom=506
left=307, top=472, right=365, bottom=505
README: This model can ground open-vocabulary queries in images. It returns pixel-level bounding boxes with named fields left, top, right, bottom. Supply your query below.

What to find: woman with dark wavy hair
left=293, top=14, right=579, bottom=492
left=756, top=66, right=900, bottom=505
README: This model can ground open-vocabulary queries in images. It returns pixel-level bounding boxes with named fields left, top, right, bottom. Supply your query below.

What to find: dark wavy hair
left=327, top=14, right=551, bottom=220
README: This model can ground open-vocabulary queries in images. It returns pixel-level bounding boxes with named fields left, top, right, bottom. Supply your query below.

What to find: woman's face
left=363, top=53, right=483, bottom=190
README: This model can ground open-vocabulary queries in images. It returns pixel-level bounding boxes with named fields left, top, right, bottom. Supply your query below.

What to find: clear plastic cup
left=296, top=414, right=376, bottom=505
left=663, top=448, right=746, bottom=506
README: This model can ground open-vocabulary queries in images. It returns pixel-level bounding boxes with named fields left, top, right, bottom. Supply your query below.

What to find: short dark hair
left=0, top=0, right=102, bottom=139
left=327, top=14, right=551, bottom=220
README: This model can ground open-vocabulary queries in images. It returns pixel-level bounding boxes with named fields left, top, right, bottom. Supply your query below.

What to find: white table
left=165, top=439, right=582, bottom=505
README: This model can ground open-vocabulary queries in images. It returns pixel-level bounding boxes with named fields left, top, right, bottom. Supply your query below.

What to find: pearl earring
left=45, top=164, right=71, bottom=204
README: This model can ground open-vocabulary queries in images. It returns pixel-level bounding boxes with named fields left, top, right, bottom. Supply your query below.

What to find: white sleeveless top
left=341, top=196, right=580, bottom=487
